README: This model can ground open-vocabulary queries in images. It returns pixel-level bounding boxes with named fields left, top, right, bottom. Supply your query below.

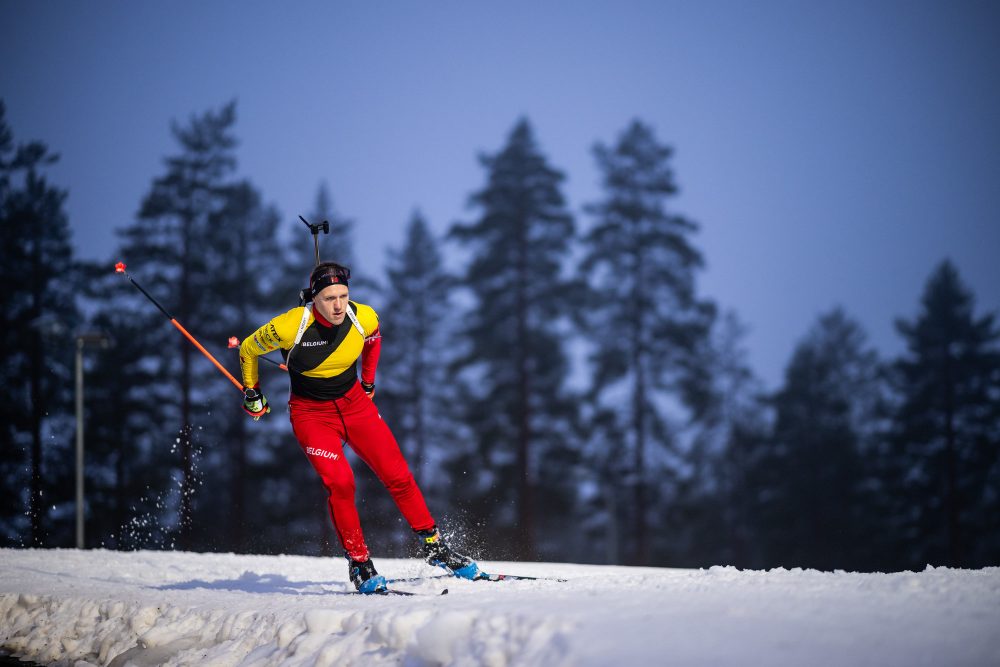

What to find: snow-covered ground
left=1, top=549, right=998, bottom=666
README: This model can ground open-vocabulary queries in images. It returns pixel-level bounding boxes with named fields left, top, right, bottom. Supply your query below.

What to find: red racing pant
left=288, top=381, right=435, bottom=561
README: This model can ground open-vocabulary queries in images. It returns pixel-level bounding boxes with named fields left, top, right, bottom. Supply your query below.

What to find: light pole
left=75, top=332, right=110, bottom=549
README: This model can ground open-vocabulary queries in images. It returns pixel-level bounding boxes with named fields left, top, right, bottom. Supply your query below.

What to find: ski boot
left=348, top=556, right=387, bottom=594
left=417, top=527, right=483, bottom=580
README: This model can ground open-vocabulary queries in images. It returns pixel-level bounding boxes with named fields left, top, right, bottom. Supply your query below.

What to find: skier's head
left=310, top=262, right=350, bottom=298
left=309, top=263, right=351, bottom=326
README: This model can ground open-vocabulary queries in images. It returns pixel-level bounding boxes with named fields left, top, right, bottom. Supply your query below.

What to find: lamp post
left=75, top=332, right=110, bottom=549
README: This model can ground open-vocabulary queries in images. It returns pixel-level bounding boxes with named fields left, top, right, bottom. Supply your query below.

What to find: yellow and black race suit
left=239, top=301, right=380, bottom=400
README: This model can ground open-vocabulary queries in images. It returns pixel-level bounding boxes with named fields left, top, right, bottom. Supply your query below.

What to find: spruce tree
left=449, top=118, right=578, bottom=560
left=675, top=311, right=768, bottom=567
left=283, top=184, right=374, bottom=296
left=74, top=270, right=175, bottom=549
left=276, top=184, right=380, bottom=555
left=748, top=308, right=884, bottom=570
left=890, top=260, right=1000, bottom=568
left=580, top=119, right=715, bottom=564
left=196, top=180, right=290, bottom=552
left=337, top=211, right=454, bottom=557
left=377, top=212, right=459, bottom=533
left=379, top=212, right=454, bottom=480
left=115, top=101, right=240, bottom=549
left=0, top=101, right=79, bottom=546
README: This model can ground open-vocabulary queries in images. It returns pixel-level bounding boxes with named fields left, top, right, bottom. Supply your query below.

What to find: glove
left=242, top=387, right=270, bottom=420
left=361, top=381, right=375, bottom=399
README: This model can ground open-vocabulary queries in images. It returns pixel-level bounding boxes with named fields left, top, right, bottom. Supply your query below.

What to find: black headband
left=310, top=268, right=350, bottom=297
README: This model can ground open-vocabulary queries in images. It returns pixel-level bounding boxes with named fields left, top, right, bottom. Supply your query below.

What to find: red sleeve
left=360, top=326, right=381, bottom=385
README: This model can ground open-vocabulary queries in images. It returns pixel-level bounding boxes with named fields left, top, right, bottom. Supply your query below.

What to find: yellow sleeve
left=239, top=307, right=309, bottom=389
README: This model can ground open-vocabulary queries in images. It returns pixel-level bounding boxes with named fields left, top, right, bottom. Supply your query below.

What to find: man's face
left=314, top=284, right=349, bottom=325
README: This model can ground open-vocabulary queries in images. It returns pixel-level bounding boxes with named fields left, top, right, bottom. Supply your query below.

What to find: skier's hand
left=361, top=381, right=375, bottom=400
left=242, top=387, right=270, bottom=420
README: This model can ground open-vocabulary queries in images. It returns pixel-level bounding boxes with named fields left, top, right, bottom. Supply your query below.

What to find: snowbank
left=1, top=548, right=998, bottom=666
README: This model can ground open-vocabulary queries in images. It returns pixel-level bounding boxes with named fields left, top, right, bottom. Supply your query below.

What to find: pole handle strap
left=287, top=303, right=313, bottom=363
left=345, top=303, right=366, bottom=338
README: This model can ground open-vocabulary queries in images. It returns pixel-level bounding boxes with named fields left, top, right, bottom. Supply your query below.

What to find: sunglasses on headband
left=313, top=266, right=351, bottom=285
left=306, top=266, right=351, bottom=301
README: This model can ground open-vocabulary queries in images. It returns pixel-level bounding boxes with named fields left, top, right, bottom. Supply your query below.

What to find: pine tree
left=889, top=260, right=1000, bottom=568
left=0, top=100, right=79, bottom=546
left=580, top=119, right=715, bottom=565
left=449, top=118, right=579, bottom=560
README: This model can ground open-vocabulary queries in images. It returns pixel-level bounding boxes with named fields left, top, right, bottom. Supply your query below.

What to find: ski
left=386, top=574, right=447, bottom=584
left=353, top=587, right=448, bottom=596
left=475, top=572, right=568, bottom=583
left=388, top=572, right=567, bottom=584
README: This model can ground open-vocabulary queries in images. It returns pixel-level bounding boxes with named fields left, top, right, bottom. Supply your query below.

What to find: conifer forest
left=2, top=99, right=998, bottom=572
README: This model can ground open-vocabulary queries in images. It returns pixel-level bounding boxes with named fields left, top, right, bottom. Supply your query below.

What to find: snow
left=1, top=548, right=998, bottom=666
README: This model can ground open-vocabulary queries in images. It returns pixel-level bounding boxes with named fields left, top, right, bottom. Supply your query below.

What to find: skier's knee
left=323, top=469, right=356, bottom=500
left=383, top=471, right=415, bottom=495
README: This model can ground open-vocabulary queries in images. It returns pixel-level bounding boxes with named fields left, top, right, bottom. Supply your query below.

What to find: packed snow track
left=1, top=549, right=998, bottom=666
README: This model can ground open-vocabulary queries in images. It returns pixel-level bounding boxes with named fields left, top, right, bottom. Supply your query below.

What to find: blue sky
left=3, top=1, right=998, bottom=388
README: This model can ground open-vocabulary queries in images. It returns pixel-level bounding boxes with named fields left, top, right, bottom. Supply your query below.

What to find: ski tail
left=387, top=572, right=568, bottom=584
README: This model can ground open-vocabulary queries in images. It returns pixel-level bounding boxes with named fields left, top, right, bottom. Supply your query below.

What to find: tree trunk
left=630, top=236, right=649, bottom=565
left=632, top=350, right=648, bottom=565
left=413, top=323, right=426, bottom=487
left=232, top=247, right=250, bottom=553
left=515, top=213, right=535, bottom=561
left=29, top=230, right=44, bottom=546
left=517, top=351, right=534, bottom=560
left=605, top=474, right=619, bottom=564
left=944, top=355, right=960, bottom=567
left=178, top=214, right=194, bottom=550
left=115, top=423, right=126, bottom=549
left=29, top=334, right=43, bottom=546
left=231, top=411, right=247, bottom=552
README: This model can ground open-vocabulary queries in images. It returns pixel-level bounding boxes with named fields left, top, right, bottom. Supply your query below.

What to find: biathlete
left=238, top=262, right=480, bottom=593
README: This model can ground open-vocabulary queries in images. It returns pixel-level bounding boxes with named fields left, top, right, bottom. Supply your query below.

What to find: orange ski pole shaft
left=115, top=261, right=244, bottom=392
left=170, top=319, right=244, bottom=390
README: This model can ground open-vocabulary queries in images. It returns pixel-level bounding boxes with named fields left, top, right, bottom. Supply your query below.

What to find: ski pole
left=115, top=262, right=244, bottom=392
left=227, top=337, right=288, bottom=372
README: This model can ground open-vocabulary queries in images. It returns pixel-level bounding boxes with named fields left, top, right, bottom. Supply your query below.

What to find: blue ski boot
left=417, top=527, right=483, bottom=580
left=348, top=557, right=387, bottom=594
